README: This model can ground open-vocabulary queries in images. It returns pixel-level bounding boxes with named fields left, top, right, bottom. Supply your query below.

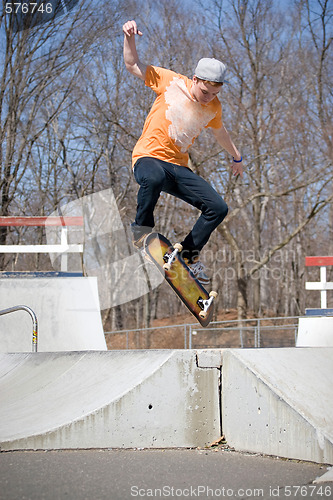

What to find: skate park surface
left=0, top=277, right=332, bottom=499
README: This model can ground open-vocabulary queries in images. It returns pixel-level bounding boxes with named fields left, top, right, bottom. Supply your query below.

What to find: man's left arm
left=212, top=124, right=243, bottom=177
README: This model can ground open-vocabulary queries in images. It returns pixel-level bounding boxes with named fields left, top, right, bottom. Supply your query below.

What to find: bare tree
left=0, top=0, right=122, bottom=260
left=1, top=0, right=331, bottom=328
left=189, top=0, right=333, bottom=319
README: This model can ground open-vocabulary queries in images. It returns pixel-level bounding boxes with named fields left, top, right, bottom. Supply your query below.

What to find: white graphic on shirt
left=164, top=77, right=216, bottom=153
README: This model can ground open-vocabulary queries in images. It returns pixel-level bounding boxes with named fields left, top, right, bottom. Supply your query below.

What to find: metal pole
left=0, top=305, right=38, bottom=352
left=257, top=318, right=261, bottom=348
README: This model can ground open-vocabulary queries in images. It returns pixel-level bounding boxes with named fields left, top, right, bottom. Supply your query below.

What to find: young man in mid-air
left=123, top=20, right=243, bottom=284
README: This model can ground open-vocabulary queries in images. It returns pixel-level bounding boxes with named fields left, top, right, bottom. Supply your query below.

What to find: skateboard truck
left=163, top=243, right=183, bottom=271
left=197, top=291, right=218, bottom=319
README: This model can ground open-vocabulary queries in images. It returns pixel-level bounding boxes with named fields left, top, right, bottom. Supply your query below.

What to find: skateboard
left=144, top=233, right=217, bottom=327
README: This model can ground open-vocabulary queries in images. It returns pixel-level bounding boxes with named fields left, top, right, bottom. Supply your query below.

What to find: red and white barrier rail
left=305, top=256, right=333, bottom=309
left=0, top=216, right=83, bottom=272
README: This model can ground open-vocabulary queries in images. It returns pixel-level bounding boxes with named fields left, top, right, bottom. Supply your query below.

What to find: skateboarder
left=123, top=20, right=243, bottom=284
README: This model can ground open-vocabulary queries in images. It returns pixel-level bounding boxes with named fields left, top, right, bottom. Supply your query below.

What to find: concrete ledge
left=0, top=277, right=106, bottom=352
left=297, top=317, right=333, bottom=346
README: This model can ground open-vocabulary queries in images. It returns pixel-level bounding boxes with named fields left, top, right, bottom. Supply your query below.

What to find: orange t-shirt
left=132, top=65, right=222, bottom=168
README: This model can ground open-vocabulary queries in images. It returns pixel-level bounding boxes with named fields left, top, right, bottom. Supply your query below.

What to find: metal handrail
left=0, top=305, right=38, bottom=352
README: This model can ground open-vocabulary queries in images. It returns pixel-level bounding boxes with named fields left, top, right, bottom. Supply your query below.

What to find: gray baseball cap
left=194, top=58, right=228, bottom=83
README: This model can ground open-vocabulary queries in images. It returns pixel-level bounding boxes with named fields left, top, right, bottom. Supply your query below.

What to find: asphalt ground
left=0, top=448, right=332, bottom=500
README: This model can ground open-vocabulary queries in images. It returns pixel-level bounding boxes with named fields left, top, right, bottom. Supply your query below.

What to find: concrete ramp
left=221, top=348, right=333, bottom=464
left=0, top=350, right=220, bottom=451
left=1, top=348, right=332, bottom=463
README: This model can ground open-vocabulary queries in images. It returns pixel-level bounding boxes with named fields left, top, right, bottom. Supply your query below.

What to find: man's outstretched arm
left=212, top=124, right=243, bottom=177
left=123, top=20, right=147, bottom=81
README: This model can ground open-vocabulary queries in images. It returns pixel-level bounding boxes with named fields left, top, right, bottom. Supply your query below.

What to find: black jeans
left=133, top=157, right=228, bottom=258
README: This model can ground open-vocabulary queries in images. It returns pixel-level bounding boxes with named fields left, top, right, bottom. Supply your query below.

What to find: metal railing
left=188, top=316, right=300, bottom=349
left=0, top=305, right=38, bottom=352
left=106, top=323, right=190, bottom=350
left=105, top=316, right=300, bottom=350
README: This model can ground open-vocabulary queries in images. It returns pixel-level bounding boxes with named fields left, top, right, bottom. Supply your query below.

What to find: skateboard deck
left=144, top=233, right=217, bottom=327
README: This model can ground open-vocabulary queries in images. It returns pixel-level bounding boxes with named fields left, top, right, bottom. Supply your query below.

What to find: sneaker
left=133, top=233, right=149, bottom=249
left=131, top=223, right=152, bottom=249
left=186, top=259, right=210, bottom=286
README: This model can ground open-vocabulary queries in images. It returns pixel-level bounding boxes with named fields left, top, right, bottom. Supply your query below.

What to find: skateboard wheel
left=173, top=243, right=183, bottom=252
left=209, top=291, right=218, bottom=299
left=199, top=310, right=207, bottom=319
left=163, top=263, right=171, bottom=271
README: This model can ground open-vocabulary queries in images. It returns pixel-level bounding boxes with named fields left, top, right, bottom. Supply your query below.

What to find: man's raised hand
left=123, top=20, right=143, bottom=37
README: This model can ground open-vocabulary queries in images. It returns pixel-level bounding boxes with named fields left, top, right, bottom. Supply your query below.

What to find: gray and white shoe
left=186, top=259, right=210, bottom=286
